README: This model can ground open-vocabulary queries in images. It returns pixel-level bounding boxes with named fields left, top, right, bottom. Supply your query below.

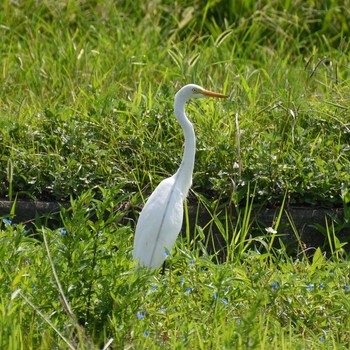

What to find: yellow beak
left=201, top=89, right=228, bottom=98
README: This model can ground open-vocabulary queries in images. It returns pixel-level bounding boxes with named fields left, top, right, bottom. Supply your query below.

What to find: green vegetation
left=1, top=190, right=350, bottom=349
left=1, top=0, right=349, bottom=205
left=0, top=0, right=350, bottom=349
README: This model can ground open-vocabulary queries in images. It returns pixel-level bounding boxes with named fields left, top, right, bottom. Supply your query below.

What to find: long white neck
left=174, top=95, right=195, bottom=197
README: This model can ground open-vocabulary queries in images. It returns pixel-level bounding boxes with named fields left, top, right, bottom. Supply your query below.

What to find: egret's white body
left=132, top=84, right=227, bottom=269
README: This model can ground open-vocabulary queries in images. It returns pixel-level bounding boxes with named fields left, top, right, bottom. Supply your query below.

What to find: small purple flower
left=306, top=284, right=314, bottom=291
left=180, top=278, right=185, bottom=286
left=271, top=283, right=278, bottom=290
left=344, top=285, right=349, bottom=291
left=144, top=331, right=149, bottom=336
left=2, top=218, right=12, bottom=226
left=189, top=259, right=195, bottom=265
left=60, top=228, right=67, bottom=235
left=319, top=283, right=324, bottom=290
left=185, top=287, right=191, bottom=293
left=163, top=250, right=168, bottom=258
left=137, top=311, right=145, bottom=320
left=213, top=293, right=218, bottom=300
left=151, top=285, right=157, bottom=291
left=220, top=298, right=228, bottom=304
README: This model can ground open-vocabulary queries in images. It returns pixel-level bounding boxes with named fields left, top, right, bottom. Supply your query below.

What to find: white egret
left=132, top=84, right=227, bottom=269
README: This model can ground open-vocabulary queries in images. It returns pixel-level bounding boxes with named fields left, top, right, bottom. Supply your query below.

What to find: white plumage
left=133, top=84, right=227, bottom=269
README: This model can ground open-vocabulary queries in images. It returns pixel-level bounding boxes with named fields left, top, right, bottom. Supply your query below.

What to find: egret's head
left=176, top=84, right=228, bottom=101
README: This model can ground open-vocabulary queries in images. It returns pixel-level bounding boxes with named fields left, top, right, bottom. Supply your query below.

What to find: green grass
left=1, top=189, right=350, bottom=349
left=1, top=0, right=350, bottom=348
left=1, top=0, right=349, bottom=205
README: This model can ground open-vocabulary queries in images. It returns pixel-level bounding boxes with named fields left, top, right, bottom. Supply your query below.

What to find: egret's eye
left=192, top=88, right=201, bottom=94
